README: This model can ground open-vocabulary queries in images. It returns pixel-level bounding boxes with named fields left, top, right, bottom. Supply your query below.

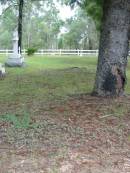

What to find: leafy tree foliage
left=0, top=0, right=98, bottom=50
left=69, top=0, right=103, bottom=29
left=0, top=0, right=24, bottom=51
left=60, top=10, right=98, bottom=49
left=0, top=0, right=64, bottom=49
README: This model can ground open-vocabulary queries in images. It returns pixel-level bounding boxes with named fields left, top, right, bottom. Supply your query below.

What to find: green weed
left=0, top=112, right=37, bottom=129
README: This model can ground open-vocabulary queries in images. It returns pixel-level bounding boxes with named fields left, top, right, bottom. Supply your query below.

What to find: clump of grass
left=0, top=112, right=37, bottom=129
left=104, top=103, right=129, bottom=118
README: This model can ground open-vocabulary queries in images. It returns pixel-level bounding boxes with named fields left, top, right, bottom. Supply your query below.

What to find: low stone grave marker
left=0, top=63, right=6, bottom=79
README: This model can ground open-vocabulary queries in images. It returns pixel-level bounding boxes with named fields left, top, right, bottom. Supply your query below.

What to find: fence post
left=77, top=49, right=80, bottom=56
left=6, top=49, right=8, bottom=56
left=60, top=49, right=62, bottom=56
left=80, top=50, right=83, bottom=56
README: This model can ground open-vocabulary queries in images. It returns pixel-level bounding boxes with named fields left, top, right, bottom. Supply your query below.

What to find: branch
left=0, top=3, right=18, bottom=16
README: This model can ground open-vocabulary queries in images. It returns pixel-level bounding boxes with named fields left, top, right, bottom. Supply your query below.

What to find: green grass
left=0, top=54, right=130, bottom=114
left=0, top=55, right=96, bottom=104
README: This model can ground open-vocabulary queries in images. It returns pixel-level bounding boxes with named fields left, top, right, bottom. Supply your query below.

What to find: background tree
left=0, top=0, right=64, bottom=49
left=0, top=0, right=99, bottom=51
left=0, top=0, right=24, bottom=52
left=0, top=7, right=16, bottom=48
left=18, top=0, right=24, bottom=53
left=59, top=9, right=98, bottom=49
left=22, top=0, right=63, bottom=49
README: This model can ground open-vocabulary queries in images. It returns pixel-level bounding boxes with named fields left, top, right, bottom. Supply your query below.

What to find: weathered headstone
left=5, top=28, right=25, bottom=67
left=0, top=63, right=5, bottom=79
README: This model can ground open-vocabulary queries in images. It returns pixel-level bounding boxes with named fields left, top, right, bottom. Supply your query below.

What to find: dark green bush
left=26, top=48, right=37, bottom=56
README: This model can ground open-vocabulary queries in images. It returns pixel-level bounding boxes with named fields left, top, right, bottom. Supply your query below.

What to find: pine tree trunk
left=88, top=38, right=93, bottom=50
left=92, top=0, right=130, bottom=97
left=18, top=0, right=24, bottom=53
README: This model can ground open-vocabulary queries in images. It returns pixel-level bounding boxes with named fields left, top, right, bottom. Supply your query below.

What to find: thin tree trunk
left=18, top=0, right=24, bottom=53
left=92, top=0, right=130, bottom=97
left=83, top=36, right=87, bottom=49
left=27, top=33, right=31, bottom=48
left=88, top=38, right=93, bottom=50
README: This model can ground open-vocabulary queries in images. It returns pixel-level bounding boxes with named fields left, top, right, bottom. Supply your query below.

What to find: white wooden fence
left=0, top=49, right=99, bottom=56
left=1, top=49, right=130, bottom=56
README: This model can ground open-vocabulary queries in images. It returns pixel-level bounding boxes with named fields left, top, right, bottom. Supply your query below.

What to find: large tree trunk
left=92, top=0, right=130, bottom=97
left=18, top=0, right=24, bottom=53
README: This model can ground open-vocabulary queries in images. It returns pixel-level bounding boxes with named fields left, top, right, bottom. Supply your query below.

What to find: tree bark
left=92, top=0, right=130, bottom=97
left=18, top=0, right=24, bottom=53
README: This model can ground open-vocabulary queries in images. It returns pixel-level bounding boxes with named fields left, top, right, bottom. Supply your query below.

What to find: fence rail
left=0, top=49, right=99, bottom=56
left=1, top=49, right=130, bottom=56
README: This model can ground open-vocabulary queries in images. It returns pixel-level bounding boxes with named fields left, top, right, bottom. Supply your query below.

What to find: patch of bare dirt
left=0, top=95, right=130, bottom=173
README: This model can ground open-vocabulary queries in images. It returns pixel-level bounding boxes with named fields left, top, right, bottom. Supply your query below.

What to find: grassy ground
left=0, top=55, right=130, bottom=108
left=0, top=55, right=97, bottom=112
left=0, top=55, right=130, bottom=173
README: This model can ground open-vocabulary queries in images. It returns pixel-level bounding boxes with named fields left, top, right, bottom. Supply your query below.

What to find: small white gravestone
left=0, top=63, right=5, bottom=78
left=5, top=28, right=25, bottom=67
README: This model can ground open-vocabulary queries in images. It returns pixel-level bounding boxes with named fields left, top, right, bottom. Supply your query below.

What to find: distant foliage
left=84, top=0, right=103, bottom=30
left=26, top=47, right=37, bottom=56
left=70, top=0, right=104, bottom=30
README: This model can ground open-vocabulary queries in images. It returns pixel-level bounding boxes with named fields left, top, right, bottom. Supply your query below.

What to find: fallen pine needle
left=99, top=114, right=113, bottom=119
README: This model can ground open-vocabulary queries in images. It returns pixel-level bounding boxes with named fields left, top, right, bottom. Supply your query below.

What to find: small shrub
left=26, top=48, right=37, bottom=56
